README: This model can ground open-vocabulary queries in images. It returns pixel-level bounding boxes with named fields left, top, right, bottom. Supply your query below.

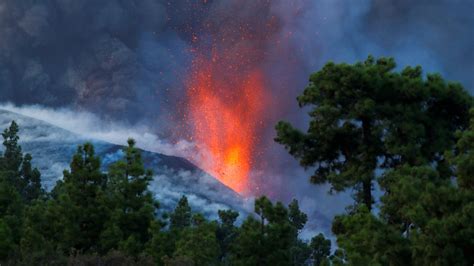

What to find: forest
left=0, top=57, right=473, bottom=265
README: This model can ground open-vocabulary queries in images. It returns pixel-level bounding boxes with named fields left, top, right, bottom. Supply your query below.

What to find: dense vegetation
left=0, top=122, right=330, bottom=265
left=0, top=56, right=472, bottom=265
left=276, top=56, right=474, bottom=265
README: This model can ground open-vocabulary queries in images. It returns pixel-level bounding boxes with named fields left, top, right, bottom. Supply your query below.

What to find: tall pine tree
left=276, top=56, right=472, bottom=209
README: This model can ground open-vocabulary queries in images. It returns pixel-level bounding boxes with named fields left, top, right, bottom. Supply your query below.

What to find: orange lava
left=180, top=0, right=280, bottom=194
left=187, top=55, right=266, bottom=193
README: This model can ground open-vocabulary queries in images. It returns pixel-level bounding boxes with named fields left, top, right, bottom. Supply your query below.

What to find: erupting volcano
left=183, top=1, right=280, bottom=193
left=187, top=56, right=267, bottom=193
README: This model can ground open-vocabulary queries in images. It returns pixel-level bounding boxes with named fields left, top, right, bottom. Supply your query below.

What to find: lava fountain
left=187, top=55, right=267, bottom=193
left=183, top=1, right=279, bottom=194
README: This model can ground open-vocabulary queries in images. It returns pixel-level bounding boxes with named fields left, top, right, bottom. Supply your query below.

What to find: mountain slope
left=0, top=109, right=247, bottom=218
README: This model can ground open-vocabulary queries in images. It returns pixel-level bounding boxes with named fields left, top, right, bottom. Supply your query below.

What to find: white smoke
left=0, top=102, right=195, bottom=158
left=0, top=104, right=252, bottom=219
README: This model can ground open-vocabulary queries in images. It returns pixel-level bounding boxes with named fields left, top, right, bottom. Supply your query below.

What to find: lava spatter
left=182, top=1, right=281, bottom=194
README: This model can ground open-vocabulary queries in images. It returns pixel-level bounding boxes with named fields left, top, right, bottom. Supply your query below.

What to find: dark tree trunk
left=258, top=215, right=265, bottom=266
left=362, top=178, right=372, bottom=211
left=361, top=117, right=375, bottom=211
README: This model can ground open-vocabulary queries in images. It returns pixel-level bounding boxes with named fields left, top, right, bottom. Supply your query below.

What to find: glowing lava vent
left=182, top=1, right=279, bottom=194
left=186, top=53, right=267, bottom=194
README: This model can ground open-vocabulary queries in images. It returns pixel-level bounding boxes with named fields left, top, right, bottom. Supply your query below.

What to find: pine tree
left=1, top=121, right=22, bottom=173
left=170, top=196, right=192, bottom=230
left=288, top=199, right=310, bottom=266
left=310, top=233, right=331, bottom=266
left=51, top=143, right=108, bottom=253
left=233, top=197, right=307, bottom=266
left=0, top=121, right=42, bottom=258
left=216, top=209, right=239, bottom=262
left=21, top=153, right=43, bottom=202
left=103, top=138, right=158, bottom=256
left=173, top=214, right=220, bottom=265
left=276, top=56, right=472, bottom=210
left=0, top=218, right=14, bottom=260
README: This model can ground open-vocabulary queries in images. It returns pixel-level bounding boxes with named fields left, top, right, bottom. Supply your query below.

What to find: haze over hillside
left=0, top=108, right=249, bottom=220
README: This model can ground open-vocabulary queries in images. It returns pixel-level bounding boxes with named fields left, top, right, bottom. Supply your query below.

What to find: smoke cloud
left=0, top=102, right=196, bottom=159
left=0, top=1, right=472, bottom=116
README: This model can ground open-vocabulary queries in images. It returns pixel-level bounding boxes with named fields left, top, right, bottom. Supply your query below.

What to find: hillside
left=0, top=109, right=247, bottom=218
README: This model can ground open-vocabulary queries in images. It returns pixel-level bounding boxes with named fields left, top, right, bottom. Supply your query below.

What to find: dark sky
left=0, top=0, right=472, bottom=113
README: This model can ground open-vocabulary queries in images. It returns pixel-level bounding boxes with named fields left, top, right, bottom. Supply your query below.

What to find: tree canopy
left=277, top=56, right=474, bottom=265
left=276, top=56, right=472, bottom=210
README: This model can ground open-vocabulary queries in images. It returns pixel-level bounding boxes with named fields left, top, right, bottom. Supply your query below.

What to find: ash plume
left=0, top=1, right=472, bottom=122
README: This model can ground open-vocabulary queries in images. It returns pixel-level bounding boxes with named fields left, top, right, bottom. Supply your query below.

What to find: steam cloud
left=0, top=0, right=472, bottom=236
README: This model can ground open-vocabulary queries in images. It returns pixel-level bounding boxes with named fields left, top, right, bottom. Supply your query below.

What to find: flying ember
left=181, top=0, right=279, bottom=194
left=186, top=53, right=267, bottom=193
